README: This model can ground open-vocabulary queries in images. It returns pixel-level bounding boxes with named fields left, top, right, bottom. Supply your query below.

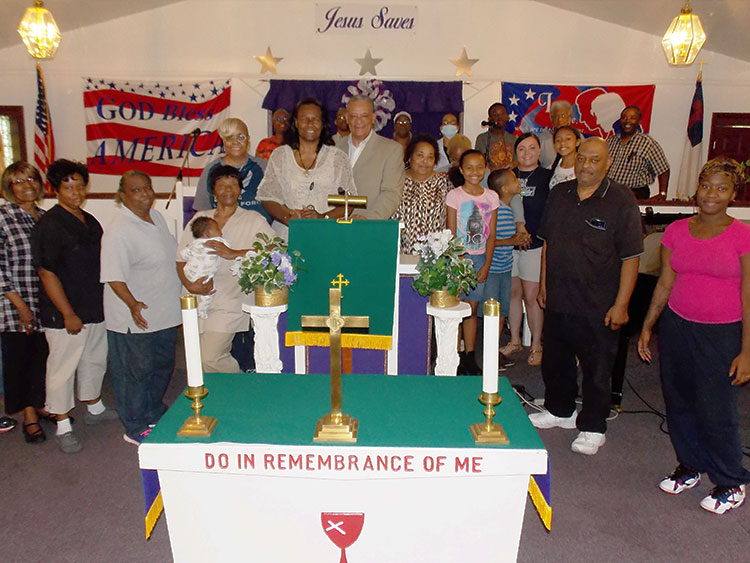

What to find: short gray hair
left=550, top=99, right=572, bottom=116
left=347, top=95, right=375, bottom=112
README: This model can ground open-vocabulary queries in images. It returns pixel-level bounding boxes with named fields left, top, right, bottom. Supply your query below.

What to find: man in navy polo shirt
left=531, top=137, right=643, bottom=455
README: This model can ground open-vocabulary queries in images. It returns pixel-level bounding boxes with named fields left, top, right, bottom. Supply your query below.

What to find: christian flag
left=83, top=78, right=231, bottom=177
left=675, top=74, right=704, bottom=200
left=34, top=63, right=55, bottom=193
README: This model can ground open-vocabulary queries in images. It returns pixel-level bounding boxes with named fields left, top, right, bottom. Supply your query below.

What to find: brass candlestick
left=177, top=385, right=218, bottom=437
left=470, top=392, right=509, bottom=444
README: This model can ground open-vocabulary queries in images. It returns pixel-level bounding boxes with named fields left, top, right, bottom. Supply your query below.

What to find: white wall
left=2, top=0, right=750, bottom=225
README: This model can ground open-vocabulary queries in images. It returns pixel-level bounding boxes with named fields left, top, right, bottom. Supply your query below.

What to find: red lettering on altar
left=218, top=453, right=228, bottom=469
left=277, top=454, right=287, bottom=470
left=205, top=453, right=215, bottom=469
left=471, top=457, right=482, bottom=473
left=241, top=453, right=254, bottom=469
left=377, top=455, right=388, bottom=471
left=363, top=456, right=374, bottom=471
left=455, top=457, right=470, bottom=472
left=264, top=454, right=275, bottom=469
left=319, top=455, right=332, bottom=470
left=306, top=454, right=316, bottom=471
left=334, top=455, right=345, bottom=470
left=404, top=455, right=414, bottom=472
left=348, top=455, right=359, bottom=470
left=289, top=454, right=303, bottom=470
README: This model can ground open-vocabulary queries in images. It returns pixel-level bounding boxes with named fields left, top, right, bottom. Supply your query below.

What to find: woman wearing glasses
left=193, top=118, right=270, bottom=224
left=0, top=163, right=49, bottom=443
left=257, top=98, right=356, bottom=240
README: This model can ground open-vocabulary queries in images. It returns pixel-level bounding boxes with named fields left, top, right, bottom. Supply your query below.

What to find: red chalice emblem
left=321, top=512, right=365, bottom=563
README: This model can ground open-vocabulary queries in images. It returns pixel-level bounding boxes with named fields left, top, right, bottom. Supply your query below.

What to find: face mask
left=441, top=124, right=458, bottom=139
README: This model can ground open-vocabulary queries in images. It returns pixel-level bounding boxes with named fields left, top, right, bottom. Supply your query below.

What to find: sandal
left=499, top=342, right=523, bottom=357
left=23, top=421, right=47, bottom=444
left=527, top=349, right=543, bottom=366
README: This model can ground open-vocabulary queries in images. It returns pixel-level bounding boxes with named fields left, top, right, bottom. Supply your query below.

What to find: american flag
left=83, top=78, right=231, bottom=177
left=34, top=63, right=55, bottom=193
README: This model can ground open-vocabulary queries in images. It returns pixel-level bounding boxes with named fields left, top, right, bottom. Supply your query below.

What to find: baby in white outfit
left=180, top=217, right=229, bottom=319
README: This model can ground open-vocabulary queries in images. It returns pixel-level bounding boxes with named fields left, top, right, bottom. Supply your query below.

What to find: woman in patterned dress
left=393, top=134, right=451, bottom=254
left=0, top=162, right=48, bottom=443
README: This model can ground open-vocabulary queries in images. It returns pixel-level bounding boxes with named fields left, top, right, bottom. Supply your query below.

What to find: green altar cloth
left=146, top=374, right=543, bottom=450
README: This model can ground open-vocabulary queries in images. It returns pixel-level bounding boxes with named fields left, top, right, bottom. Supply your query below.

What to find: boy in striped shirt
left=484, top=169, right=531, bottom=369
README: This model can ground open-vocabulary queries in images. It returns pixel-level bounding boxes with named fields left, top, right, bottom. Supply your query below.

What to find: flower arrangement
left=233, top=232, right=302, bottom=294
left=411, top=229, right=477, bottom=297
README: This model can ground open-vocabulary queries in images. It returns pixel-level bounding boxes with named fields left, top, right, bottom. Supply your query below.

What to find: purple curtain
left=262, top=79, right=463, bottom=140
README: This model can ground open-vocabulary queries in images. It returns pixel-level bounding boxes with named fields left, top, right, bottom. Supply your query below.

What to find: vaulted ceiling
left=1, top=1, right=746, bottom=63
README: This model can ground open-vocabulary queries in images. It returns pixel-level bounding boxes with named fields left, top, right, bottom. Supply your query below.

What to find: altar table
left=139, top=373, right=547, bottom=562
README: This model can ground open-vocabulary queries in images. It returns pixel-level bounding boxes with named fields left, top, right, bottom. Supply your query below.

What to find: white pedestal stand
left=426, top=302, right=472, bottom=376
left=241, top=297, right=287, bottom=374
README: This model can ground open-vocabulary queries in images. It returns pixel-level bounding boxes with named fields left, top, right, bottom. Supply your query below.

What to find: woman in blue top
left=500, top=133, right=551, bottom=366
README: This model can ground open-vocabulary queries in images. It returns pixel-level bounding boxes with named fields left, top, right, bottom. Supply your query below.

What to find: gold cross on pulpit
left=330, top=273, right=349, bottom=290
left=301, top=287, right=369, bottom=442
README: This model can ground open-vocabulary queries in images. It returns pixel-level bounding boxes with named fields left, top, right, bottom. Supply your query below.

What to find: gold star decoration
left=449, top=48, right=479, bottom=77
left=354, top=49, right=383, bottom=76
left=254, top=46, right=283, bottom=74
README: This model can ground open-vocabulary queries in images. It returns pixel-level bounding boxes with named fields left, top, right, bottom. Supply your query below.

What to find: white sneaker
left=571, top=431, right=606, bottom=455
left=699, top=485, right=746, bottom=514
left=528, top=409, right=577, bottom=429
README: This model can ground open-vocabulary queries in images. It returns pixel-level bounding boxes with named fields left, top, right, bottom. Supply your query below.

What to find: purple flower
left=283, top=270, right=297, bottom=285
left=270, top=251, right=282, bottom=267
left=262, top=258, right=269, bottom=267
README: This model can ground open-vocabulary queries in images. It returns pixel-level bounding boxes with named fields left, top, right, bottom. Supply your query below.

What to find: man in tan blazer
left=335, top=95, right=405, bottom=219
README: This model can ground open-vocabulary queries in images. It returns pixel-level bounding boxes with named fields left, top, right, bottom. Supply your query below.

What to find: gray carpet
left=0, top=330, right=748, bottom=563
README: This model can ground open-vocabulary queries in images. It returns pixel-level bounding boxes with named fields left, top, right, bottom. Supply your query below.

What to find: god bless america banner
left=83, top=78, right=231, bottom=177
left=501, top=81, right=656, bottom=138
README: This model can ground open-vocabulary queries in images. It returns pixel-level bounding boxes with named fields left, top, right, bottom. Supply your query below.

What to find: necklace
left=296, top=149, right=318, bottom=177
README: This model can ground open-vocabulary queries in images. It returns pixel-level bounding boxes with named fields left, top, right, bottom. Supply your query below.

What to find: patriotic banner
left=501, top=81, right=656, bottom=139
left=83, top=78, right=231, bottom=177
left=34, top=63, right=55, bottom=193
left=675, top=74, right=704, bottom=200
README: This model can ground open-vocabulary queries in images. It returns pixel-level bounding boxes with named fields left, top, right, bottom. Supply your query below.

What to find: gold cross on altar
left=331, top=273, right=349, bottom=290
left=301, top=287, right=369, bottom=442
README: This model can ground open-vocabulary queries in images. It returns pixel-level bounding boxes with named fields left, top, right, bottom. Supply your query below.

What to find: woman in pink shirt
left=638, top=158, right=750, bottom=515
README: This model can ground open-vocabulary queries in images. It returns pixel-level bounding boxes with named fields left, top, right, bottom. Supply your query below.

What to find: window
left=0, top=106, right=27, bottom=173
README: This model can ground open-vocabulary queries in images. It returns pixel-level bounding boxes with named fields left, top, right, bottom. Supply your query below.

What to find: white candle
left=482, top=299, right=500, bottom=394
left=181, top=295, right=204, bottom=388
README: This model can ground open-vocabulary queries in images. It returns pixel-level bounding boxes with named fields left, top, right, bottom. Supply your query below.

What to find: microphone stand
left=166, top=129, right=201, bottom=209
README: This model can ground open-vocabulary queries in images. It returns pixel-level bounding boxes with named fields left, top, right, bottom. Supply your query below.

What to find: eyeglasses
left=223, top=134, right=248, bottom=143
left=273, top=116, right=289, bottom=122
left=10, top=177, right=38, bottom=186
left=395, top=120, right=411, bottom=125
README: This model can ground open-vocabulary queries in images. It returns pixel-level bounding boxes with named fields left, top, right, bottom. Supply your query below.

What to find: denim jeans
left=107, top=328, right=177, bottom=439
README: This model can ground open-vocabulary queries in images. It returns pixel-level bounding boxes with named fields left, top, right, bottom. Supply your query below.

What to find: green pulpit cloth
left=285, top=219, right=400, bottom=350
